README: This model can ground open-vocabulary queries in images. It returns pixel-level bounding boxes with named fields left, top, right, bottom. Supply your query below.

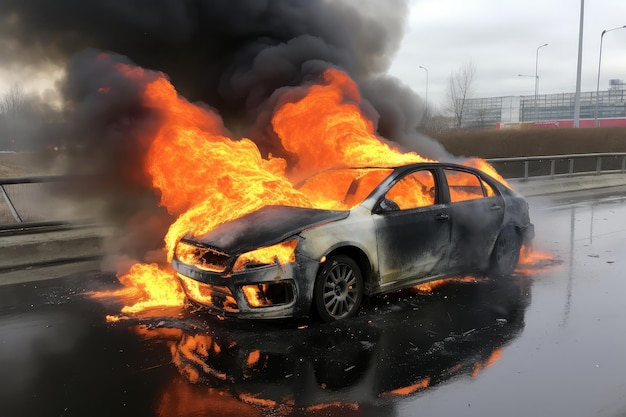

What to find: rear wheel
left=314, top=255, right=363, bottom=322
left=489, top=226, right=522, bottom=277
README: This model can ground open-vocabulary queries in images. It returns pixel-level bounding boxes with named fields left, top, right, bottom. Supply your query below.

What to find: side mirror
left=373, top=198, right=400, bottom=214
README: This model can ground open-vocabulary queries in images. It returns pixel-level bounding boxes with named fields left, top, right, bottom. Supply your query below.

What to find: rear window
left=444, top=169, right=487, bottom=202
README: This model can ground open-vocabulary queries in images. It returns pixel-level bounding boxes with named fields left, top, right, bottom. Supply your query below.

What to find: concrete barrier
left=0, top=226, right=109, bottom=271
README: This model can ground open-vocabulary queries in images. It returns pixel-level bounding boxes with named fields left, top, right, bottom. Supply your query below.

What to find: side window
left=444, top=169, right=486, bottom=202
left=383, top=170, right=436, bottom=210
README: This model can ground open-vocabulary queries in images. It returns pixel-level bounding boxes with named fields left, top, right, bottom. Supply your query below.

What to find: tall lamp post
left=419, top=65, right=429, bottom=112
left=534, top=43, right=548, bottom=121
left=573, top=0, right=584, bottom=128
left=594, top=25, right=626, bottom=127
left=518, top=74, right=536, bottom=123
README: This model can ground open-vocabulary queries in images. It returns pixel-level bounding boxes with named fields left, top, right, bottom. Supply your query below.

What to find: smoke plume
left=1, top=0, right=444, bottom=150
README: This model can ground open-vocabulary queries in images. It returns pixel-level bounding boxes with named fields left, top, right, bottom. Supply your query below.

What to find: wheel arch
left=488, top=223, right=523, bottom=277
left=322, top=245, right=373, bottom=290
left=490, top=221, right=524, bottom=252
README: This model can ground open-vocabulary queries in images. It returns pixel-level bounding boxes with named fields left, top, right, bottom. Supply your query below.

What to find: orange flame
left=140, top=71, right=309, bottom=258
left=414, top=276, right=487, bottom=293
left=232, top=240, right=298, bottom=272
left=518, top=245, right=554, bottom=266
left=515, top=245, right=559, bottom=274
left=463, top=158, right=510, bottom=188
left=272, top=69, right=432, bottom=175
left=472, top=347, right=503, bottom=377
left=117, top=263, right=184, bottom=313
left=157, top=381, right=261, bottom=417
left=380, top=377, right=431, bottom=397
left=92, top=263, right=184, bottom=319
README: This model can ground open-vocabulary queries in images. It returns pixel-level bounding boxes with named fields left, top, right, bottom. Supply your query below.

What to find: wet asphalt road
left=1, top=188, right=626, bottom=417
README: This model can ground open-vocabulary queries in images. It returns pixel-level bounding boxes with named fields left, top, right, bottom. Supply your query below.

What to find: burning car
left=172, top=162, right=534, bottom=322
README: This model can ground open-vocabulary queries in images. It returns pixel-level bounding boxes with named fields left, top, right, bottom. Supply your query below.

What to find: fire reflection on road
left=125, top=274, right=534, bottom=416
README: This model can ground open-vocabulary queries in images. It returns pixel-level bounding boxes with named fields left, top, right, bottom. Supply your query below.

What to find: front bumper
left=172, top=258, right=317, bottom=319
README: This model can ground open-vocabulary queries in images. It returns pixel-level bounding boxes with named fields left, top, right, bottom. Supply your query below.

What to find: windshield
left=297, top=168, right=393, bottom=210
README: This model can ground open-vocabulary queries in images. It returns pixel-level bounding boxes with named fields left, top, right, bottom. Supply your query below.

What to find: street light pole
left=534, top=43, right=548, bottom=122
left=518, top=74, right=536, bottom=123
left=573, top=0, right=584, bottom=128
left=594, top=25, right=626, bottom=127
left=419, top=65, right=429, bottom=112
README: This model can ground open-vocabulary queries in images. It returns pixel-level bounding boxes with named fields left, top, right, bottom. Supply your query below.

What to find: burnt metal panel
left=373, top=204, right=453, bottom=284
left=193, top=205, right=349, bottom=255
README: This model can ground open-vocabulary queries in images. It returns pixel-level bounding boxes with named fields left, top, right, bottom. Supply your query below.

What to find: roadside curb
left=0, top=260, right=103, bottom=286
left=0, top=226, right=110, bottom=272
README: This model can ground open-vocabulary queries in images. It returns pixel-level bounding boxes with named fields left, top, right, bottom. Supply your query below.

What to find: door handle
left=490, top=205, right=502, bottom=211
left=435, top=213, right=450, bottom=221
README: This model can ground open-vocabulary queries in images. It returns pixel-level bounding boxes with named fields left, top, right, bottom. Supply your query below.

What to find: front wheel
left=314, top=255, right=363, bottom=322
left=489, top=226, right=522, bottom=277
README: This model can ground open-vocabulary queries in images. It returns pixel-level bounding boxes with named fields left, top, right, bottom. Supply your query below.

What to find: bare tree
left=446, top=61, right=477, bottom=129
left=419, top=104, right=454, bottom=133
left=0, top=84, right=28, bottom=151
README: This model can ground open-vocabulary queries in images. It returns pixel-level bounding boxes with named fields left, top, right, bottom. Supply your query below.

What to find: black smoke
left=0, top=0, right=446, bottom=156
left=58, top=51, right=173, bottom=262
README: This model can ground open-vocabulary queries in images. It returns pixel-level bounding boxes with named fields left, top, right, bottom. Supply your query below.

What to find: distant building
left=461, top=80, right=626, bottom=129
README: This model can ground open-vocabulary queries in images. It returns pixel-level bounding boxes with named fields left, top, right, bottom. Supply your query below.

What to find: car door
left=372, top=169, right=452, bottom=285
left=443, top=168, right=505, bottom=273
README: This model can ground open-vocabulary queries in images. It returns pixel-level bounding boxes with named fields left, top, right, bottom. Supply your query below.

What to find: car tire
left=314, top=255, right=363, bottom=322
left=489, top=226, right=522, bottom=278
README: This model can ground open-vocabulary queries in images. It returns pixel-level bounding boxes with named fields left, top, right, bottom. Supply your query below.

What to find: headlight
left=232, top=239, right=298, bottom=272
left=174, top=240, right=229, bottom=273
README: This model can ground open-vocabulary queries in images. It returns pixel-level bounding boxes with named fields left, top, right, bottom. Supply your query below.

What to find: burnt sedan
left=172, top=162, right=534, bottom=322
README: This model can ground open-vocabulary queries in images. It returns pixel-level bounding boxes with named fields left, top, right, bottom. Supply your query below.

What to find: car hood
left=188, top=205, right=349, bottom=255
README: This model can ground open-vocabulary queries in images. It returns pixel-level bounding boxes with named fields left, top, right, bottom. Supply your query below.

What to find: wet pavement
left=2, top=188, right=626, bottom=417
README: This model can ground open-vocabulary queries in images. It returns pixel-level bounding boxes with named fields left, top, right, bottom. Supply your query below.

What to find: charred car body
left=172, top=162, right=534, bottom=322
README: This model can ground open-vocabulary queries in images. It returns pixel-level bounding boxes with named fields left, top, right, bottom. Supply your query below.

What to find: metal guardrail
left=0, top=176, right=75, bottom=232
left=487, top=152, right=626, bottom=180
left=2, top=153, right=626, bottom=230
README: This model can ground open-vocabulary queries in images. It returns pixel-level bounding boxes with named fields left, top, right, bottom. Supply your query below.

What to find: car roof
left=313, top=161, right=488, bottom=175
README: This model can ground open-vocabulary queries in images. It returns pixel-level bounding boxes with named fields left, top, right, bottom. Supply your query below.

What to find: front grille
left=175, top=240, right=231, bottom=273
left=178, top=274, right=239, bottom=313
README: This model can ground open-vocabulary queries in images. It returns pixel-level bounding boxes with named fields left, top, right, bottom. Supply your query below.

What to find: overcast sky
left=389, top=0, right=626, bottom=109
